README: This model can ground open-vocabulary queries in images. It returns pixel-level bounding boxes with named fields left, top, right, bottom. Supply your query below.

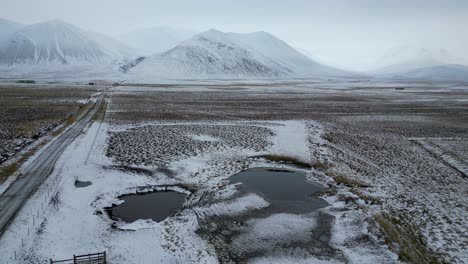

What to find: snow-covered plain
left=0, top=80, right=466, bottom=263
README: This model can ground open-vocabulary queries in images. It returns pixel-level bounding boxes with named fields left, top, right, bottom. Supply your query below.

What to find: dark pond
left=106, top=191, right=187, bottom=223
left=75, top=180, right=92, bottom=188
left=229, top=167, right=328, bottom=214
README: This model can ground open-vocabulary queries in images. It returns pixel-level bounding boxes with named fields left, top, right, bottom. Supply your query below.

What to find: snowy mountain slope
left=226, top=31, right=341, bottom=75
left=90, top=32, right=135, bottom=59
left=0, top=19, right=133, bottom=65
left=0, top=18, right=23, bottom=43
left=117, top=27, right=197, bottom=55
left=396, top=64, right=468, bottom=82
left=128, top=29, right=346, bottom=80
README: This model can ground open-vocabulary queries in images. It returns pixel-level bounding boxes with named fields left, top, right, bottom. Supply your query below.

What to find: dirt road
left=0, top=94, right=104, bottom=235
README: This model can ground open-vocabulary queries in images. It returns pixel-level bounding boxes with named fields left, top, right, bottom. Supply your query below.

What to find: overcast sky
left=1, top=0, right=467, bottom=71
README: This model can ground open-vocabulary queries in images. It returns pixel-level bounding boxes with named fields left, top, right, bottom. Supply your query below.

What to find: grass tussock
left=0, top=145, right=39, bottom=183
left=256, top=155, right=311, bottom=169
left=322, top=131, right=336, bottom=143
left=351, top=188, right=381, bottom=205
left=375, top=214, right=444, bottom=264
left=311, top=160, right=333, bottom=171
left=328, top=172, right=370, bottom=188
left=0, top=163, right=19, bottom=183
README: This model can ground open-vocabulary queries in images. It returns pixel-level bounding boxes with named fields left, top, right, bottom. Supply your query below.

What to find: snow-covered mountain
left=371, top=47, right=468, bottom=81
left=395, top=64, right=468, bottom=82
left=0, top=19, right=133, bottom=65
left=117, top=27, right=197, bottom=55
left=0, top=18, right=23, bottom=43
left=128, top=29, right=345, bottom=80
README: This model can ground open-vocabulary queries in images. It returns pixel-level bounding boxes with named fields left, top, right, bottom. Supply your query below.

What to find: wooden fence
left=50, top=251, right=106, bottom=264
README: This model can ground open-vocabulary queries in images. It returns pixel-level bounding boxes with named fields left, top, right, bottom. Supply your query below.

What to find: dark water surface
left=74, top=180, right=92, bottom=188
left=107, top=191, right=186, bottom=222
left=229, top=167, right=328, bottom=214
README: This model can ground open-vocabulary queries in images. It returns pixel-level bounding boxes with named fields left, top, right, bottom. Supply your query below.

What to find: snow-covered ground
left=0, top=117, right=399, bottom=263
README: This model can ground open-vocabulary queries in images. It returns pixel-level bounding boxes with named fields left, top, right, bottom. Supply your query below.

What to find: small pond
left=229, top=167, right=328, bottom=214
left=106, top=191, right=187, bottom=223
left=75, top=180, right=92, bottom=188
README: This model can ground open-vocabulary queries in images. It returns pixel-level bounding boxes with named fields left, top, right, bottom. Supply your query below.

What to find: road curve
left=0, top=94, right=104, bottom=235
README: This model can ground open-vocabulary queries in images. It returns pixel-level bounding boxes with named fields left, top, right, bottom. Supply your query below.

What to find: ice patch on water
left=118, top=219, right=159, bottom=231
left=232, top=213, right=317, bottom=253
left=194, top=193, right=269, bottom=218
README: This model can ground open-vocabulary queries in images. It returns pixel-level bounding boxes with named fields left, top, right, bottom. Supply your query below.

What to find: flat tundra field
left=0, top=80, right=467, bottom=264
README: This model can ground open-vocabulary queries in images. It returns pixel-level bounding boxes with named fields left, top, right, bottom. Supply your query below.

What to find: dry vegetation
left=375, top=213, right=444, bottom=263
left=107, top=124, right=274, bottom=166
left=322, top=114, right=467, bottom=263
left=0, top=86, right=95, bottom=166
left=253, top=154, right=312, bottom=169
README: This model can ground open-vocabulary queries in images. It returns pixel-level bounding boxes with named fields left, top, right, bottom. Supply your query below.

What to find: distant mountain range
left=393, top=64, right=468, bottom=82
left=0, top=19, right=349, bottom=79
left=0, top=18, right=467, bottom=81
left=372, top=47, right=468, bottom=81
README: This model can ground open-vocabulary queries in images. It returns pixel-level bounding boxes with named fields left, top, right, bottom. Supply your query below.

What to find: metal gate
left=50, top=251, right=106, bottom=264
